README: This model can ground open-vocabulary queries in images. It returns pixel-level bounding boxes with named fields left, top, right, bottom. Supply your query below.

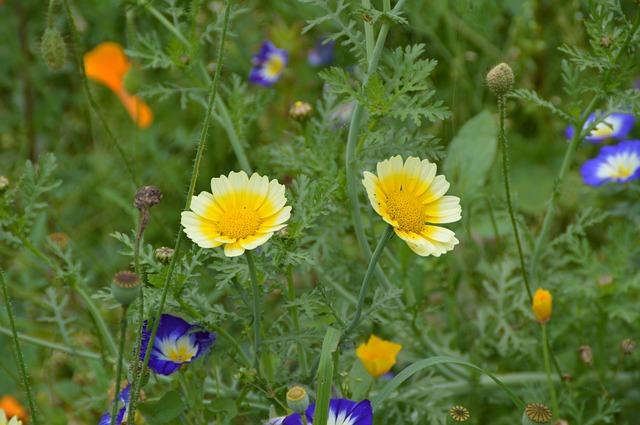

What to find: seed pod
left=579, top=345, right=593, bottom=366
left=486, top=62, right=514, bottom=95
left=522, top=403, right=553, bottom=424
left=448, top=405, right=470, bottom=423
left=134, top=186, right=162, bottom=210
left=41, top=27, right=66, bottom=71
left=154, top=247, right=175, bottom=264
left=286, top=386, right=309, bottom=413
left=111, top=270, right=141, bottom=306
left=620, top=338, right=635, bottom=356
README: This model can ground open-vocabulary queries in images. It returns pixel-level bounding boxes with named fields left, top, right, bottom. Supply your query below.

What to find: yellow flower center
left=385, top=187, right=425, bottom=233
left=613, top=164, right=633, bottom=179
left=218, top=207, right=262, bottom=240
left=265, top=56, right=284, bottom=77
left=163, top=337, right=197, bottom=363
left=591, top=122, right=614, bottom=138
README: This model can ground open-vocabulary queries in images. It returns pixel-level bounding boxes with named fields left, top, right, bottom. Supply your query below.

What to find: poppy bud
left=486, top=62, right=514, bottom=95
left=522, top=403, right=553, bottom=424
left=111, top=270, right=141, bottom=306
left=41, top=27, right=66, bottom=71
left=154, top=246, right=175, bottom=264
left=532, top=288, right=552, bottom=323
left=286, top=386, right=309, bottom=413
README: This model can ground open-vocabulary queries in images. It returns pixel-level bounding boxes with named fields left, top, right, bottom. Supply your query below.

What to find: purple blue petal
left=98, top=385, right=130, bottom=425
left=249, top=41, right=288, bottom=87
left=581, top=140, right=640, bottom=186
left=308, top=38, right=335, bottom=67
left=566, top=112, right=635, bottom=143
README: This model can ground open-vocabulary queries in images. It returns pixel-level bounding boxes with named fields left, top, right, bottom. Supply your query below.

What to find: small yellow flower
left=356, top=335, right=402, bottom=378
left=362, top=155, right=462, bottom=256
left=181, top=171, right=291, bottom=257
left=532, top=288, right=552, bottom=323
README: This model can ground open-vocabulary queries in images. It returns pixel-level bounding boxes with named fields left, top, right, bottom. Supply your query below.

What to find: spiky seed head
left=111, top=270, right=141, bottom=306
left=522, top=403, right=553, bottom=424
left=289, top=101, right=313, bottom=122
left=286, top=386, right=309, bottom=413
left=486, top=62, right=514, bottom=95
left=448, top=405, right=470, bottom=422
left=579, top=345, right=593, bottom=366
left=620, top=338, right=635, bottom=355
left=134, top=186, right=163, bottom=210
left=154, top=246, right=175, bottom=264
left=41, top=27, right=66, bottom=71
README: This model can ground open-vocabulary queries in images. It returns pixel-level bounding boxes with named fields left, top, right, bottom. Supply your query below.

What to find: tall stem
left=541, top=323, right=559, bottom=417
left=110, top=307, right=129, bottom=425
left=126, top=1, right=234, bottom=420
left=245, top=251, right=261, bottom=372
left=0, top=270, right=39, bottom=424
left=344, top=226, right=394, bottom=336
left=498, top=94, right=532, bottom=302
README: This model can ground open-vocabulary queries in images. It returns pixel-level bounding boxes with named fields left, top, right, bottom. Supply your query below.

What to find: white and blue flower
left=266, top=399, right=372, bottom=425
left=249, top=41, right=288, bottom=87
left=98, top=384, right=130, bottom=425
left=581, top=140, right=640, bottom=186
left=566, top=112, right=635, bottom=143
left=308, top=38, right=335, bottom=67
left=140, top=314, right=216, bottom=376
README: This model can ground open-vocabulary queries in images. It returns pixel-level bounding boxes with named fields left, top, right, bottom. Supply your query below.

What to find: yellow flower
left=532, top=288, right=552, bottom=323
left=0, top=409, right=22, bottom=425
left=362, top=155, right=462, bottom=256
left=181, top=171, right=291, bottom=257
left=356, top=335, right=402, bottom=378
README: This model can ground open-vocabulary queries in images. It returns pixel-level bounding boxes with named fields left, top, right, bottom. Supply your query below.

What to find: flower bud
left=0, top=176, right=9, bottom=192
left=134, top=186, right=162, bottom=210
left=579, top=345, right=593, bottom=366
left=620, top=338, right=635, bottom=356
left=522, top=403, right=553, bottom=424
left=154, top=246, right=175, bottom=264
left=111, top=270, right=141, bottom=306
left=289, top=101, right=313, bottom=122
left=41, top=27, right=66, bottom=71
left=49, top=232, right=70, bottom=249
left=532, top=288, right=552, bottom=323
left=448, top=405, right=470, bottom=423
left=123, top=67, right=142, bottom=95
left=286, top=386, right=309, bottom=413
left=486, top=62, right=514, bottom=95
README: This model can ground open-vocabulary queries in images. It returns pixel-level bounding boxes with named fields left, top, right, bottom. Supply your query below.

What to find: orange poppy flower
left=84, top=42, right=153, bottom=129
left=0, top=396, right=27, bottom=421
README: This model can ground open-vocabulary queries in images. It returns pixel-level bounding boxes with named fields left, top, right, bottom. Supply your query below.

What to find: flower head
left=140, top=314, right=215, bottom=376
left=449, top=405, right=470, bottom=422
left=580, top=140, right=640, bottom=186
left=269, top=398, right=372, bottom=425
left=308, top=38, right=335, bottom=67
left=356, top=335, right=402, bottom=378
left=84, top=42, right=153, bottom=128
left=0, top=411, right=22, bottom=425
left=532, top=288, right=552, bottom=323
left=249, top=41, right=288, bottom=87
left=181, top=170, right=291, bottom=257
left=0, top=397, right=25, bottom=423
left=98, top=384, right=130, bottom=425
left=486, top=62, right=514, bottom=95
left=363, top=156, right=462, bottom=256
left=566, top=112, right=635, bottom=143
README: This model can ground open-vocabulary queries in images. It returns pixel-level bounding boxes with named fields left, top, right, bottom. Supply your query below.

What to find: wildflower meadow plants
left=1, top=0, right=640, bottom=424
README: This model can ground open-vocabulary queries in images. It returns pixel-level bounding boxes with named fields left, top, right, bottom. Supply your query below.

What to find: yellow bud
left=532, top=288, right=552, bottom=323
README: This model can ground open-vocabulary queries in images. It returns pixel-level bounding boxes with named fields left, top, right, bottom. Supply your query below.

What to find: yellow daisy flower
left=356, top=334, right=402, bottom=378
left=181, top=171, right=291, bottom=257
left=362, top=155, right=462, bottom=256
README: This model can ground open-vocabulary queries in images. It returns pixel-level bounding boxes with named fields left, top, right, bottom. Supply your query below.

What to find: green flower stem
left=345, top=226, right=394, bottom=336
left=0, top=269, right=39, bottom=424
left=541, top=323, right=559, bottom=417
left=286, top=268, right=309, bottom=376
left=245, top=250, right=262, bottom=372
left=0, top=325, right=101, bottom=360
left=110, top=306, right=129, bottom=425
left=361, top=0, right=375, bottom=63
left=497, top=94, right=532, bottom=302
left=126, top=2, right=233, bottom=420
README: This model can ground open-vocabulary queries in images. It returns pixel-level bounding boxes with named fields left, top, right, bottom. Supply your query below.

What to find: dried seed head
left=620, top=338, right=635, bottom=355
left=41, top=27, right=66, bottom=71
left=49, top=232, right=70, bottom=249
left=289, top=101, right=313, bottom=122
left=448, top=405, right=470, bottom=422
left=599, top=36, right=612, bottom=48
left=523, top=403, right=553, bottom=424
left=0, top=176, right=9, bottom=191
left=111, top=270, right=141, bottom=306
left=579, top=345, right=593, bottom=366
left=123, top=68, right=142, bottom=95
left=286, top=386, right=309, bottom=413
left=154, top=246, right=175, bottom=264
left=486, top=62, right=514, bottom=95
left=134, top=186, right=163, bottom=210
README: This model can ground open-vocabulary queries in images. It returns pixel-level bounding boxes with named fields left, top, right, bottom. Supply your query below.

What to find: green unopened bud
left=111, top=270, right=141, bottom=306
left=522, top=403, right=553, bottom=424
left=448, top=405, right=470, bottom=423
left=124, top=67, right=143, bottom=95
left=286, top=386, right=309, bottom=413
left=486, top=62, right=514, bottom=95
left=41, top=27, right=66, bottom=71
left=0, top=176, right=9, bottom=192
left=154, top=246, right=175, bottom=264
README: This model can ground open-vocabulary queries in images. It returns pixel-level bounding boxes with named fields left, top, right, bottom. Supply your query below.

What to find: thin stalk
left=497, top=94, right=532, bottom=302
left=361, top=0, right=375, bottom=63
left=0, top=270, right=39, bottom=424
left=126, top=2, right=233, bottom=420
left=245, top=251, right=261, bottom=372
left=541, top=324, right=559, bottom=417
left=0, top=325, right=101, bottom=360
left=286, top=268, right=309, bottom=376
left=110, top=306, right=129, bottom=425
left=344, top=226, right=394, bottom=336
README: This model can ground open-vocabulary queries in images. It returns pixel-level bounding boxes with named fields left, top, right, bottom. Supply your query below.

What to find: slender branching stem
left=0, top=325, right=101, bottom=360
left=110, top=306, right=129, bottom=425
left=344, top=226, right=394, bottom=336
left=286, top=268, right=309, bottom=376
left=126, top=2, right=233, bottom=419
left=497, top=94, right=532, bottom=302
left=541, top=323, right=559, bottom=417
left=0, top=269, right=39, bottom=424
left=245, top=251, right=262, bottom=372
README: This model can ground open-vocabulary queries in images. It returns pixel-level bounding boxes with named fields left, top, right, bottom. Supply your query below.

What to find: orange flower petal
left=0, top=395, right=28, bottom=420
left=116, top=89, right=154, bottom=129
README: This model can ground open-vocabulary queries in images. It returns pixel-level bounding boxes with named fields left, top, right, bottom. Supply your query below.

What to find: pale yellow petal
left=224, top=241, right=245, bottom=257
left=421, top=175, right=450, bottom=204
left=239, top=232, right=274, bottom=250
left=262, top=205, right=291, bottom=227
left=258, top=179, right=286, bottom=217
left=424, top=195, right=461, bottom=224
left=181, top=212, right=224, bottom=248
left=190, top=191, right=224, bottom=219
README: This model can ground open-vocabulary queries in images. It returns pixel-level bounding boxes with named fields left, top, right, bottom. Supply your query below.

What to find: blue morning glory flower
left=98, top=384, right=130, bottom=425
left=566, top=112, right=635, bottom=143
left=266, top=399, right=372, bottom=425
left=249, top=41, right=288, bottom=87
left=139, top=314, right=216, bottom=376
left=308, top=39, right=335, bottom=67
left=581, top=140, right=640, bottom=186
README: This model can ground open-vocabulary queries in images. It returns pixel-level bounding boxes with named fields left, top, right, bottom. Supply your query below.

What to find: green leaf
left=443, top=110, right=498, bottom=200
left=314, top=327, right=342, bottom=425
left=139, top=390, right=186, bottom=424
